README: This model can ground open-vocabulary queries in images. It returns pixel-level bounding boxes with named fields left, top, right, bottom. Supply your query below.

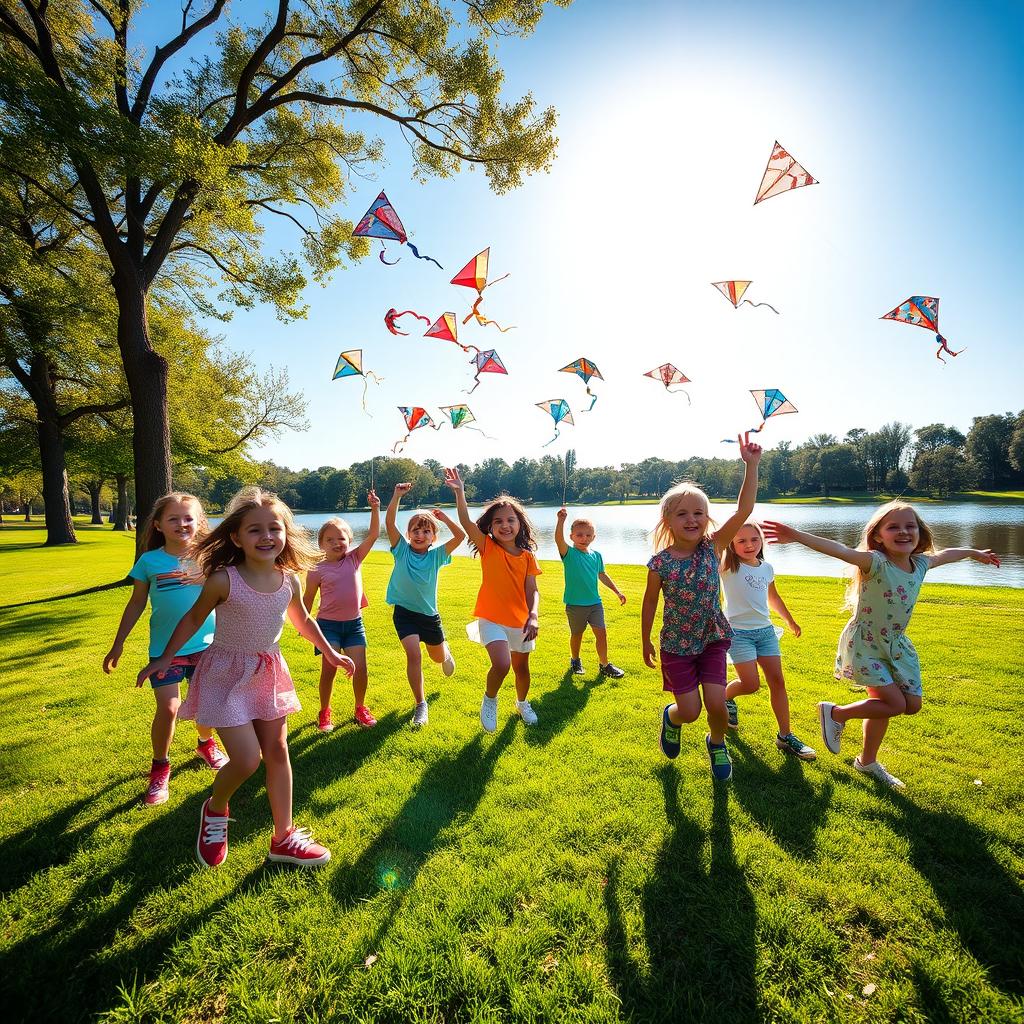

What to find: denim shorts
left=728, top=625, right=782, bottom=664
left=150, top=653, right=201, bottom=688
left=315, top=615, right=367, bottom=654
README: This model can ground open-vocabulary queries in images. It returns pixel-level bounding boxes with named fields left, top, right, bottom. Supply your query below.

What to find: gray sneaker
left=515, top=699, right=538, bottom=725
left=854, top=757, right=905, bottom=789
left=441, top=645, right=456, bottom=677
left=480, top=695, right=498, bottom=733
left=776, top=732, right=817, bottom=760
left=569, top=657, right=584, bottom=675
left=725, top=698, right=739, bottom=729
left=411, top=701, right=428, bottom=729
left=817, top=702, right=845, bottom=755
left=599, top=663, right=625, bottom=679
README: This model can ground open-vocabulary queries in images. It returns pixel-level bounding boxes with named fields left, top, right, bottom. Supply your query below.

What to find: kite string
left=740, top=299, right=780, bottom=315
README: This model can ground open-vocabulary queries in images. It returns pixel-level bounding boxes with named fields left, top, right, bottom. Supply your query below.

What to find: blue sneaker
left=705, top=735, right=733, bottom=781
left=660, top=705, right=681, bottom=759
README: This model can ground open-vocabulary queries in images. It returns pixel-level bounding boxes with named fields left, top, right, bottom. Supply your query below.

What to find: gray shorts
left=565, top=602, right=605, bottom=633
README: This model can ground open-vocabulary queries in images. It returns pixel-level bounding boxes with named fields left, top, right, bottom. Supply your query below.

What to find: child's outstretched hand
left=523, top=613, right=539, bottom=642
left=786, top=619, right=802, bottom=638
left=393, top=482, right=412, bottom=498
left=643, top=638, right=658, bottom=668
left=103, top=644, right=122, bottom=673
left=323, top=648, right=356, bottom=676
left=971, top=549, right=1001, bottom=567
left=556, top=507, right=568, bottom=522
left=136, top=657, right=170, bottom=688
left=367, top=489, right=380, bottom=509
left=762, top=520, right=796, bottom=545
left=737, top=432, right=762, bottom=464
left=443, top=467, right=464, bottom=492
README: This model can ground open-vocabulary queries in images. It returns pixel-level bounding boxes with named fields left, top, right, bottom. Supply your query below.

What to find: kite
left=559, top=357, right=603, bottom=410
left=353, top=191, right=442, bottom=268
left=536, top=398, right=574, bottom=447
left=424, top=312, right=479, bottom=354
left=881, top=295, right=965, bottom=363
left=392, top=406, right=439, bottom=453
left=644, top=363, right=692, bottom=404
left=451, top=248, right=514, bottom=332
left=385, top=308, right=432, bottom=336
left=754, top=141, right=818, bottom=205
left=332, top=349, right=383, bottom=415
left=724, top=389, right=798, bottom=440
left=466, top=348, right=508, bottom=393
left=712, top=280, right=779, bottom=315
left=439, top=404, right=495, bottom=439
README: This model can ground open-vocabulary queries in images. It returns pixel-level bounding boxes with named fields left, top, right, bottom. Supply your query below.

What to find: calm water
left=290, top=502, right=1024, bottom=588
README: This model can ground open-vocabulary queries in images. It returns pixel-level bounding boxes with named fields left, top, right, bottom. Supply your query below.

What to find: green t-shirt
left=561, top=545, right=604, bottom=606
left=128, top=548, right=216, bottom=657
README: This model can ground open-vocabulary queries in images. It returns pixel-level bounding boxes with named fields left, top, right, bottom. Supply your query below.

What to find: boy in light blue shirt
left=555, top=508, right=627, bottom=678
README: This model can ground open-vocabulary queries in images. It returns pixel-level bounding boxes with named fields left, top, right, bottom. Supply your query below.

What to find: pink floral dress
left=179, top=565, right=301, bottom=727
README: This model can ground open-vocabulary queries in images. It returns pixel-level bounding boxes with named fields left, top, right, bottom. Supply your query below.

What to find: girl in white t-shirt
left=721, top=523, right=815, bottom=759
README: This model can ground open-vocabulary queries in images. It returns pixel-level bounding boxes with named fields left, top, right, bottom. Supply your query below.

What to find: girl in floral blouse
left=763, top=503, right=999, bottom=788
left=641, top=435, right=761, bottom=780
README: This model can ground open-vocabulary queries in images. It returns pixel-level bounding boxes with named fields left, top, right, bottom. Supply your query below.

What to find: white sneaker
left=441, top=646, right=456, bottom=677
left=817, top=702, right=845, bottom=755
left=480, top=695, right=498, bottom=733
left=854, top=757, right=905, bottom=789
left=411, top=701, right=428, bottom=729
left=515, top=699, right=538, bottom=725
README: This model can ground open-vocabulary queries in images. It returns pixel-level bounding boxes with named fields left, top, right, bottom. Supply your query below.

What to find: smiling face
left=731, top=524, right=763, bottom=563
left=666, top=496, right=708, bottom=546
left=871, top=508, right=921, bottom=559
left=319, top=523, right=352, bottom=560
left=489, top=504, right=522, bottom=547
left=232, top=504, right=286, bottom=564
left=155, top=499, right=199, bottom=548
left=407, top=514, right=437, bottom=553
left=570, top=522, right=595, bottom=550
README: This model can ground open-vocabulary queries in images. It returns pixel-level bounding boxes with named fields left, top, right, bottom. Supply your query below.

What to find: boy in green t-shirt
left=555, top=508, right=627, bottom=678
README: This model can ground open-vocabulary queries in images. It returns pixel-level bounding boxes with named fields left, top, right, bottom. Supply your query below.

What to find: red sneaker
left=196, top=738, right=229, bottom=771
left=268, top=826, right=331, bottom=867
left=317, top=707, right=334, bottom=733
left=354, top=705, right=377, bottom=729
left=196, top=797, right=232, bottom=868
left=144, top=762, right=170, bottom=806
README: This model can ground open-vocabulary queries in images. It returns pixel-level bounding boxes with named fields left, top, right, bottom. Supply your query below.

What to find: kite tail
left=465, top=426, right=497, bottom=440
left=476, top=315, right=516, bottom=332
left=392, top=434, right=409, bottom=454
left=361, top=378, right=371, bottom=416
left=365, top=371, right=384, bottom=384
left=465, top=374, right=482, bottom=395
left=665, top=385, right=692, bottom=405
left=406, top=242, right=443, bottom=269
left=385, top=309, right=431, bottom=335
left=722, top=420, right=762, bottom=442
left=543, top=427, right=560, bottom=448
left=585, top=388, right=598, bottom=412
left=379, top=242, right=400, bottom=266
left=462, top=296, right=484, bottom=327
left=740, top=299, right=780, bottom=314
left=487, top=272, right=511, bottom=289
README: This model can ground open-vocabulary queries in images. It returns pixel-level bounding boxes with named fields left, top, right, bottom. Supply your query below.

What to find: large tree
left=0, top=0, right=565, bottom=532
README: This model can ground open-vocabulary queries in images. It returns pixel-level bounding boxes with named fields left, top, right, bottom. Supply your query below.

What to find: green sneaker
left=705, top=735, right=733, bottom=781
left=659, top=705, right=681, bottom=759
left=776, top=732, right=816, bottom=760
left=725, top=698, right=739, bottom=729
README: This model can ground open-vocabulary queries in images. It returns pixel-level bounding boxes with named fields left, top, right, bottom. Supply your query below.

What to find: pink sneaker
left=354, top=705, right=377, bottom=729
left=196, top=738, right=228, bottom=771
left=317, top=707, right=334, bottom=733
left=268, top=826, right=331, bottom=867
left=196, top=797, right=232, bottom=868
left=144, top=762, right=170, bottom=806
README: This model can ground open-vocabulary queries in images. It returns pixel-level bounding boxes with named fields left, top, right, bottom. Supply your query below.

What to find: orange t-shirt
left=473, top=536, right=542, bottom=628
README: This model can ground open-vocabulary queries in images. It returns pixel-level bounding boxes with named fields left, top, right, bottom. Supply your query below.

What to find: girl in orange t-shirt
left=444, top=467, right=541, bottom=733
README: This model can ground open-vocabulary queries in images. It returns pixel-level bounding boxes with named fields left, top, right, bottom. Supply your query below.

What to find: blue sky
left=138, top=1, right=1024, bottom=470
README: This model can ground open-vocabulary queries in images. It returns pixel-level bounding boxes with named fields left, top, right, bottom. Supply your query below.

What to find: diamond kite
left=385, top=308, right=432, bottom=336
left=393, top=406, right=439, bottom=453
left=440, top=404, right=494, bottom=439
left=536, top=398, right=574, bottom=447
left=712, top=280, right=779, bottom=315
left=425, top=312, right=478, bottom=354
left=451, top=248, right=514, bottom=332
left=332, top=349, right=383, bottom=415
left=559, top=357, right=603, bottom=411
left=733, top=389, right=798, bottom=436
left=466, top=349, right=508, bottom=394
left=353, top=191, right=442, bottom=267
left=644, top=363, right=692, bottom=404
left=754, top=141, right=818, bottom=205
left=881, top=295, right=965, bottom=363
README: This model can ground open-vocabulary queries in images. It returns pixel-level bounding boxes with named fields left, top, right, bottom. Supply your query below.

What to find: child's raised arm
left=640, top=570, right=662, bottom=668
left=433, top=509, right=466, bottom=555
left=762, top=521, right=874, bottom=571
left=926, top=547, right=1000, bottom=570
left=554, top=507, right=569, bottom=558
left=386, top=483, right=411, bottom=548
left=443, top=467, right=486, bottom=549
left=767, top=581, right=800, bottom=637
left=714, top=433, right=762, bottom=555
left=353, top=489, right=382, bottom=561
left=104, top=579, right=150, bottom=672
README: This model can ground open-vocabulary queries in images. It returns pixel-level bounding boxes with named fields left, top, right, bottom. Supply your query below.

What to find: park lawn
left=1, top=526, right=1022, bottom=1024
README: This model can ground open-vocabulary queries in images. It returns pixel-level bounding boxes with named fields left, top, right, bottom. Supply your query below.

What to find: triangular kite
left=451, top=247, right=513, bottom=331
left=712, top=280, right=779, bottom=314
left=353, top=191, right=442, bottom=267
left=754, top=141, right=818, bottom=205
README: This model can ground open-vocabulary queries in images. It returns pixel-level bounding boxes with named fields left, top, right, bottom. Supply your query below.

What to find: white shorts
left=466, top=618, right=535, bottom=654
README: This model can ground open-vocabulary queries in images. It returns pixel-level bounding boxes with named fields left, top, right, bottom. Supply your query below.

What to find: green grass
left=2, top=524, right=1022, bottom=1023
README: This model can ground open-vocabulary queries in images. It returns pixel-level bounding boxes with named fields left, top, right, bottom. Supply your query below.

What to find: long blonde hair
left=845, top=501, right=935, bottom=608
left=721, top=521, right=766, bottom=575
left=194, top=488, right=320, bottom=575
left=139, top=492, right=208, bottom=552
left=652, top=481, right=717, bottom=551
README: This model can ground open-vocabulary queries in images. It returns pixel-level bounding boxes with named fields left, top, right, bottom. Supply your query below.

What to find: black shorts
left=392, top=604, right=446, bottom=647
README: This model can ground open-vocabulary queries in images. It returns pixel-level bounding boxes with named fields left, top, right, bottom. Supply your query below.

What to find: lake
left=288, top=502, right=1024, bottom=588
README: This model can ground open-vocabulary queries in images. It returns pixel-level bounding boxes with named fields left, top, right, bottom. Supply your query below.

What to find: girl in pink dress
left=138, top=488, right=354, bottom=869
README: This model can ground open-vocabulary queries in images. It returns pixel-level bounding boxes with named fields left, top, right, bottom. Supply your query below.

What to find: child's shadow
left=604, top=766, right=758, bottom=1023
left=728, top=734, right=833, bottom=860
left=522, top=670, right=601, bottom=747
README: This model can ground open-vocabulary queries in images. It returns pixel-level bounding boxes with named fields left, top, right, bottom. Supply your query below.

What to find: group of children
left=105, top=438, right=1000, bottom=868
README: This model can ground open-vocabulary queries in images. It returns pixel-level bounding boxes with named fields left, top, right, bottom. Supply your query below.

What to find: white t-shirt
left=721, top=560, right=774, bottom=630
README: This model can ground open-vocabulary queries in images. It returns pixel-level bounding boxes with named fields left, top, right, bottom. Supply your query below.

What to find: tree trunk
left=114, top=277, right=172, bottom=554
left=23, top=498, right=32, bottom=521
left=87, top=481, right=104, bottom=524
left=113, top=474, right=129, bottom=531
left=36, top=415, right=77, bottom=545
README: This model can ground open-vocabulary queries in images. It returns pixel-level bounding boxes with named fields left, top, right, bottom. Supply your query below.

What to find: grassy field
left=2, top=521, right=1022, bottom=1023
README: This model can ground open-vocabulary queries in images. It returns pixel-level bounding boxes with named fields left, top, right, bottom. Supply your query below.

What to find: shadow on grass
left=728, top=735, right=833, bottom=859
left=604, top=766, right=758, bottom=1023
left=522, top=669, right=603, bottom=747
left=2, top=577, right=129, bottom=609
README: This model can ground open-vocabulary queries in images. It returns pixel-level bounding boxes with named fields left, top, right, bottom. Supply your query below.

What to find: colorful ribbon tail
left=543, top=427, right=560, bottom=448
left=392, top=434, right=409, bottom=454
left=406, top=242, right=442, bottom=269
left=741, top=299, right=780, bottom=314
left=477, top=315, right=515, bottom=333
left=585, top=389, right=598, bottom=412
left=379, top=241, right=400, bottom=266
left=462, top=295, right=484, bottom=327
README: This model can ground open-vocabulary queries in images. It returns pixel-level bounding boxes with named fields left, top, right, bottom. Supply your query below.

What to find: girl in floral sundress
left=763, top=502, right=1000, bottom=788
left=641, top=435, right=761, bottom=781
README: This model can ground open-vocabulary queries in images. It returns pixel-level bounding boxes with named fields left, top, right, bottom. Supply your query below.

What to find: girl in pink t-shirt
left=303, top=491, right=381, bottom=733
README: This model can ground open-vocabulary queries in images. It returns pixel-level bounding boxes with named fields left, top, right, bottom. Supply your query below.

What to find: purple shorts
left=660, top=639, right=730, bottom=694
